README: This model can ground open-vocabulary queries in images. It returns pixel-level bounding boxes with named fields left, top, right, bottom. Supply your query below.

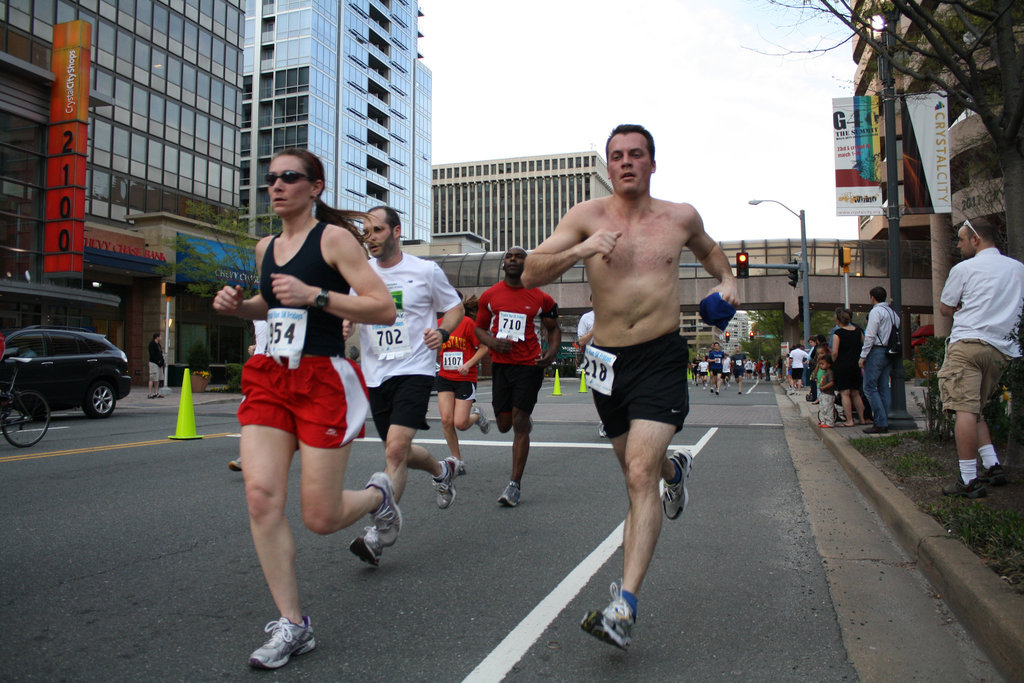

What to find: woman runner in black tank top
left=212, top=148, right=397, bottom=669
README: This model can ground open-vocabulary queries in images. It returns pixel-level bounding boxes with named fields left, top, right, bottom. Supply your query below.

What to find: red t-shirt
left=476, top=281, right=556, bottom=365
left=437, top=316, right=481, bottom=382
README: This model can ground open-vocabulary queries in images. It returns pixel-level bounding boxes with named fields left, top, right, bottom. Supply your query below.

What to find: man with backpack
left=859, top=286, right=899, bottom=434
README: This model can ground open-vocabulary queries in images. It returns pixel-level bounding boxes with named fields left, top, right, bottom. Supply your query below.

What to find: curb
left=788, top=390, right=1024, bottom=681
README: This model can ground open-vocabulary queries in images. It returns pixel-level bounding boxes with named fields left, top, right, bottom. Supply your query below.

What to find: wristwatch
left=314, top=288, right=330, bottom=309
left=437, top=328, right=450, bottom=344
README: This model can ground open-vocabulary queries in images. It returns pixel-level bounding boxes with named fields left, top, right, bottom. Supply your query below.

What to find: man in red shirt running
left=476, top=247, right=561, bottom=507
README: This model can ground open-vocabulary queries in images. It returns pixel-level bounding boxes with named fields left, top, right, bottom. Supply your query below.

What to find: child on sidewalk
left=817, top=354, right=836, bottom=428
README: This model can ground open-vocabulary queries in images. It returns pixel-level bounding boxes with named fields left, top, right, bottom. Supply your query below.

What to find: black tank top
left=260, top=222, right=350, bottom=357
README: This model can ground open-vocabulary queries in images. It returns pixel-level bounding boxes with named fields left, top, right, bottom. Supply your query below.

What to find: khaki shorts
left=937, top=340, right=1008, bottom=414
left=148, top=362, right=162, bottom=382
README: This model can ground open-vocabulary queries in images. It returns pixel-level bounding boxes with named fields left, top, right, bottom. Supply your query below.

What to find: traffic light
left=725, top=331, right=731, bottom=343
left=839, top=246, right=852, bottom=273
left=735, top=251, right=749, bottom=279
left=749, top=330, right=755, bottom=339
left=787, top=260, right=799, bottom=288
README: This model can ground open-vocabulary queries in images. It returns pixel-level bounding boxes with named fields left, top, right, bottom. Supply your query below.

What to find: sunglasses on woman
left=265, top=171, right=312, bottom=185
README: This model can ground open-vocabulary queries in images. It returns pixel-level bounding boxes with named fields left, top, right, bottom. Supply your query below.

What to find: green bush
left=225, top=363, right=243, bottom=392
left=186, top=341, right=212, bottom=373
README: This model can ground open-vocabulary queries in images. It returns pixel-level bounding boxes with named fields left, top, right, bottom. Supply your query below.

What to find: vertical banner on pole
left=45, top=20, right=91, bottom=276
left=832, top=96, right=884, bottom=216
left=902, top=93, right=952, bottom=214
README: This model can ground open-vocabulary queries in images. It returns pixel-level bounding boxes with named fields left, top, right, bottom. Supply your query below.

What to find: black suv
left=0, top=326, right=132, bottom=418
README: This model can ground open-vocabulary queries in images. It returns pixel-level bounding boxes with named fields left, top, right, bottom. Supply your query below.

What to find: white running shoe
left=660, top=449, right=693, bottom=520
left=249, top=616, right=315, bottom=669
left=472, top=405, right=490, bottom=434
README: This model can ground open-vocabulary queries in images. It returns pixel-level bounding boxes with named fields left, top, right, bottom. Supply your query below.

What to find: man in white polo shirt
left=938, top=219, right=1024, bottom=498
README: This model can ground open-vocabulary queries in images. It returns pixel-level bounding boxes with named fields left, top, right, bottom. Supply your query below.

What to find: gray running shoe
left=498, top=480, right=521, bottom=507
left=349, top=526, right=383, bottom=566
left=472, top=405, right=490, bottom=434
left=660, top=449, right=693, bottom=520
left=942, top=476, right=986, bottom=498
left=978, top=463, right=1008, bottom=486
left=249, top=616, right=316, bottom=669
left=434, top=457, right=458, bottom=509
left=456, top=458, right=466, bottom=476
left=228, top=458, right=242, bottom=472
left=366, top=472, right=402, bottom=546
left=580, top=582, right=634, bottom=650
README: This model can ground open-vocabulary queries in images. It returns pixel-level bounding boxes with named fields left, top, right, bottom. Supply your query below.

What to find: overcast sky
left=419, top=0, right=860, bottom=242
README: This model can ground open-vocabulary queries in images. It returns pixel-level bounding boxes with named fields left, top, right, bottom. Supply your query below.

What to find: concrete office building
left=0, top=0, right=246, bottom=384
left=240, top=0, right=432, bottom=240
left=432, top=152, right=612, bottom=253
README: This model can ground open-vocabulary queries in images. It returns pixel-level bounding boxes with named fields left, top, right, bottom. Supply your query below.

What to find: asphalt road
left=0, top=378, right=1000, bottom=681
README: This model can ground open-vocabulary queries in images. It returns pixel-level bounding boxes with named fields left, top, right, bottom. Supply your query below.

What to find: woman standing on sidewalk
left=831, top=309, right=869, bottom=427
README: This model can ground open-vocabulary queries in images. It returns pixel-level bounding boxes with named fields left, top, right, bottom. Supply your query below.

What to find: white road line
left=462, top=427, right=717, bottom=683
left=746, top=378, right=760, bottom=394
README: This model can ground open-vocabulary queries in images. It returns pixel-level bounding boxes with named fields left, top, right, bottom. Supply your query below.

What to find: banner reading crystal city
left=45, top=20, right=91, bottom=275
left=902, top=92, right=951, bottom=214
left=832, top=96, right=883, bottom=216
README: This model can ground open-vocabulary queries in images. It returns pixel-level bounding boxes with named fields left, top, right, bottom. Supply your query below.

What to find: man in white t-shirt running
left=347, top=206, right=465, bottom=566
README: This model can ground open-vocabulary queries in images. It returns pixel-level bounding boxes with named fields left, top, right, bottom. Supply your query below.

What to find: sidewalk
left=780, top=381, right=1024, bottom=680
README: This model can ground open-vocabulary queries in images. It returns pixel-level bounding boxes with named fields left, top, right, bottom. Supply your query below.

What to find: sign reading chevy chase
left=45, top=20, right=91, bottom=275
left=84, top=227, right=168, bottom=263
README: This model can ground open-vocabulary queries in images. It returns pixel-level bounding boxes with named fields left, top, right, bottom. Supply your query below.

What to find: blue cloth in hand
left=699, top=292, right=736, bottom=330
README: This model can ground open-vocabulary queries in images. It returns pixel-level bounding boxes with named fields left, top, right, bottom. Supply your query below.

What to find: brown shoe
left=863, top=425, right=889, bottom=434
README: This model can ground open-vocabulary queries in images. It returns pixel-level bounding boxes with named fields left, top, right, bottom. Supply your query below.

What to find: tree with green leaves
left=772, top=0, right=1023, bottom=260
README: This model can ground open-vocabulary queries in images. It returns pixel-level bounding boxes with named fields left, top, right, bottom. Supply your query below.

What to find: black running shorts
left=434, top=375, right=477, bottom=401
left=591, top=332, right=689, bottom=439
left=491, top=363, right=545, bottom=415
left=368, top=374, right=433, bottom=439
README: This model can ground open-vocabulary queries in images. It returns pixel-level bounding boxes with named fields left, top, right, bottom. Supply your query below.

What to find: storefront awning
left=0, top=280, right=121, bottom=307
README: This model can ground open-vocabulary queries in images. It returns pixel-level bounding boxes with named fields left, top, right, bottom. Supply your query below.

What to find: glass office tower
left=240, top=0, right=431, bottom=240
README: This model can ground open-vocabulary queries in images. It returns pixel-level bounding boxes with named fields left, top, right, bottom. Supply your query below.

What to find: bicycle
left=1, top=357, right=51, bottom=447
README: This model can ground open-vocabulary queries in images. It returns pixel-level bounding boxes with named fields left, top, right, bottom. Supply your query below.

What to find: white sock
left=978, top=444, right=998, bottom=469
left=958, top=460, right=978, bottom=484
left=434, top=461, right=448, bottom=482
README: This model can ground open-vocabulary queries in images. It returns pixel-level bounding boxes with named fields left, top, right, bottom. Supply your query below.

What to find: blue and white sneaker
left=434, top=457, right=458, bottom=509
left=497, top=480, right=521, bottom=507
left=367, top=471, right=402, bottom=546
left=249, top=616, right=315, bottom=669
left=660, top=449, right=692, bottom=520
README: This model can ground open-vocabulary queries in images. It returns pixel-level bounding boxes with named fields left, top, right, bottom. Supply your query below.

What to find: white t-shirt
left=577, top=310, right=595, bottom=340
left=722, top=356, right=731, bottom=372
left=788, top=347, right=809, bottom=369
left=941, top=247, right=1024, bottom=357
left=354, top=253, right=462, bottom=387
left=698, top=361, right=708, bottom=373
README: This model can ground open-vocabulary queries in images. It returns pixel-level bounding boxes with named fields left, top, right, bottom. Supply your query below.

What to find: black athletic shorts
left=492, top=363, right=545, bottom=415
left=434, top=375, right=477, bottom=401
left=591, top=332, right=689, bottom=439
left=368, top=374, right=432, bottom=439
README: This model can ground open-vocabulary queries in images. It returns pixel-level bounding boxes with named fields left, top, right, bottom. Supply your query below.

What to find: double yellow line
left=0, top=433, right=232, bottom=463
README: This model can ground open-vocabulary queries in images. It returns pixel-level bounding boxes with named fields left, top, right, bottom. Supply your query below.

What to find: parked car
left=0, top=326, right=131, bottom=418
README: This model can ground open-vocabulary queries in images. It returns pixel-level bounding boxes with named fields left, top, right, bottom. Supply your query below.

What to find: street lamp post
left=749, top=199, right=811, bottom=344
left=877, top=11, right=915, bottom=430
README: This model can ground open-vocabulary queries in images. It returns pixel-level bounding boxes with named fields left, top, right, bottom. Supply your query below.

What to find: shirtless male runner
left=521, top=123, right=739, bottom=649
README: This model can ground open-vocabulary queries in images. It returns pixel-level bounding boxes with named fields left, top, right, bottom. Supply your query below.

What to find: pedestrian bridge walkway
left=422, top=238, right=934, bottom=317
